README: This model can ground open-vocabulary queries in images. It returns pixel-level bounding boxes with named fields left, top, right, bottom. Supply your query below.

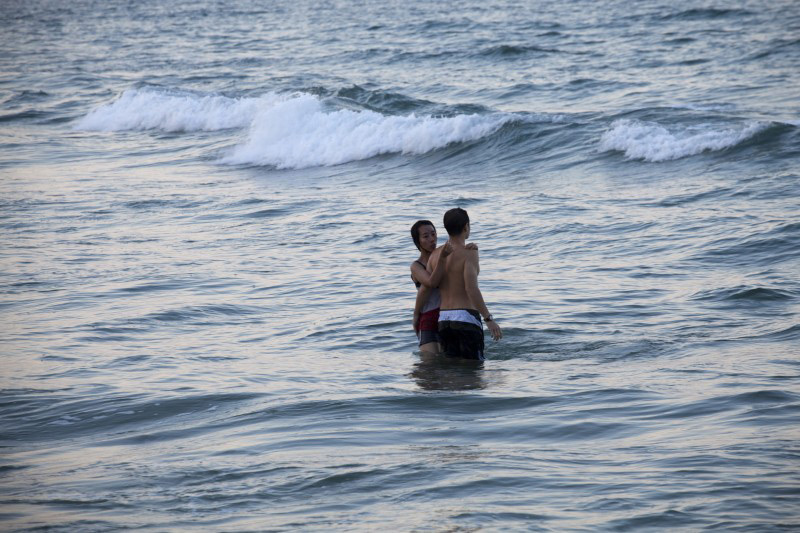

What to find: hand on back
left=441, top=241, right=477, bottom=257
left=440, top=241, right=453, bottom=257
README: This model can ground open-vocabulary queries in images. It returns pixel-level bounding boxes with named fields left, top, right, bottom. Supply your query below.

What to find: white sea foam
left=219, top=94, right=513, bottom=169
left=599, top=119, right=768, bottom=162
left=77, top=89, right=514, bottom=168
left=74, top=88, right=280, bottom=132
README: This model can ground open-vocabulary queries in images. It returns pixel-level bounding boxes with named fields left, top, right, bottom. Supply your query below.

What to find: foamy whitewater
left=74, top=88, right=268, bottom=132
left=219, top=95, right=514, bottom=169
left=76, top=88, right=517, bottom=169
left=73, top=87, right=777, bottom=169
left=598, top=119, right=770, bottom=162
left=2, top=0, right=799, bottom=530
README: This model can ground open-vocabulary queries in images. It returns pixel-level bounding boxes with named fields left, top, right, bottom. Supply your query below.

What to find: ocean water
left=1, top=0, right=799, bottom=530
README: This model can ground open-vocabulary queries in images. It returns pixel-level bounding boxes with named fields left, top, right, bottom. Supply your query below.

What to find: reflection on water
left=410, top=352, right=487, bottom=391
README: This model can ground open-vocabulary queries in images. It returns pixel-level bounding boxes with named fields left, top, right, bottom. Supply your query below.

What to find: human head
left=410, top=219, right=436, bottom=252
left=443, top=207, right=470, bottom=237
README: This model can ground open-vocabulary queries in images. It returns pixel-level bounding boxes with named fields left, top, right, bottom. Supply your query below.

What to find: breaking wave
left=219, top=94, right=513, bottom=169
left=73, top=87, right=278, bottom=132
left=75, top=87, right=514, bottom=169
left=599, top=119, right=769, bottom=162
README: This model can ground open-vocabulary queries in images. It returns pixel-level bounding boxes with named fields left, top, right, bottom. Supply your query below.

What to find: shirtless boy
left=428, top=208, right=502, bottom=360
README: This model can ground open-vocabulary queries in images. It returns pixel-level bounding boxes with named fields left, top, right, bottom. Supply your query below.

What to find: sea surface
left=1, top=0, right=799, bottom=530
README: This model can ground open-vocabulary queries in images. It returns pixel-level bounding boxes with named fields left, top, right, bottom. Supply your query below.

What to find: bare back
left=429, top=245, right=479, bottom=310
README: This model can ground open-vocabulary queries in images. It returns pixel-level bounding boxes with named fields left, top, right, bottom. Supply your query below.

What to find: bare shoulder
left=461, top=247, right=479, bottom=272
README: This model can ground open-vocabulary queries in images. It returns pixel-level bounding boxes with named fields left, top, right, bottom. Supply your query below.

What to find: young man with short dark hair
left=428, top=208, right=502, bottom=360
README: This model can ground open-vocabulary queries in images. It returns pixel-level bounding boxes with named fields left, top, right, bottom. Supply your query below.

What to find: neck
left=418, top=249, right=431, bottom=262
left=449, top=234, right=466, bottom=247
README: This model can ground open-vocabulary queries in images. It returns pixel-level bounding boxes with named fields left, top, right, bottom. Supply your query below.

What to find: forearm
left=414, top=286, right=430, bottom=314
left=426, top=259, right=446, bottom=288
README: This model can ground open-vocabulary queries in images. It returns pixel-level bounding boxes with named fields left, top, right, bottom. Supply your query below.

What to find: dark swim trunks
left=438, top=309, right=485, bottom=361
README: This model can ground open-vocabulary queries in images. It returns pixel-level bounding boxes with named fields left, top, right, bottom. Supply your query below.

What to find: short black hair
left=443, top=208, right=469, bottom=236
left=410, top=220, right=434, bottom=251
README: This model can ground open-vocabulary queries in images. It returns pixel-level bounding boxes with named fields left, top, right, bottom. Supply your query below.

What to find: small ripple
left=0, top=110, right=51, bottom=122
left=692, top=222, right=800, bottom=268
left=477, top=44, right=563, bottom=57
left=138, top=303, right=264, bottom=324
left=606, top=509, right=707, bottom=530
left=646, top=186, right=735, bottom=207
left=673, top=58, right=710, bottom=66
left=120, top=198, right=209, bottom=210
left=663, top=37, right=696, bottom=45
left=243, top=207, right=287, bottom=218
left=117, top=280, right=187, bottom=294
left=749, top=37, right=800, bottom=60
left=230, top=197, right=269, bottom=206
left=0, top=391, right=264, bottom=444
left=692, top=285, right=797, bottom=304
left=658, top=8, right=754, bottom=21
left=742, top=324, right=800, bottom=343
left=0, top=464, right=30, bottom=475
left=631, top=390, right=798, bottom=423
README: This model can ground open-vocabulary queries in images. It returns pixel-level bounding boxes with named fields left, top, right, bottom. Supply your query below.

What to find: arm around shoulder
left=411, top=261, right=433, bottom=288
left=424, top=244, right=450, bottom=288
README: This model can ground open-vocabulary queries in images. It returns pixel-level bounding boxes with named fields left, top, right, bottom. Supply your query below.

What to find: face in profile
left=418, top=225, right=437, bottom=253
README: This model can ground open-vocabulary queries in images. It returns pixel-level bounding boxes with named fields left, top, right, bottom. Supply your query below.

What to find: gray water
left=1, top=0, right=799, bottom=530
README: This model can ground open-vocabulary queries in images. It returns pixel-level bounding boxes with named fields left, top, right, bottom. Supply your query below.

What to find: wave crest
left=73, top=87, right=277, bottom=132
left=75, top=87, right=515, bottom=169
left=599, top=119, right=768, bottom=162
left=219, top=94, right=513, bottom=169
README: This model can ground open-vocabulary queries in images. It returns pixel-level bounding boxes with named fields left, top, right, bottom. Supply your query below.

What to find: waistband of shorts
left=438, top=309, right=482, bottom=328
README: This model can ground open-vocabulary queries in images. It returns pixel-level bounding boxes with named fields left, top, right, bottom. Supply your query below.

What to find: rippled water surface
left=1, top=0, right=799, bottom=530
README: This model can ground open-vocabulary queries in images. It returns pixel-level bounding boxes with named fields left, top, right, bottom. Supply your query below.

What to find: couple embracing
left=410, top=208, right=502, bottom=361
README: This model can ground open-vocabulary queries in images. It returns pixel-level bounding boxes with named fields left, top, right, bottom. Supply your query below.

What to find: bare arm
left=413, top=242, right=452, bottom=288
left=464, top=250, right=502, bottom=340
left=411, top=261, right=441, bottom=289
left=463, top=250, right=491, bottom=319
